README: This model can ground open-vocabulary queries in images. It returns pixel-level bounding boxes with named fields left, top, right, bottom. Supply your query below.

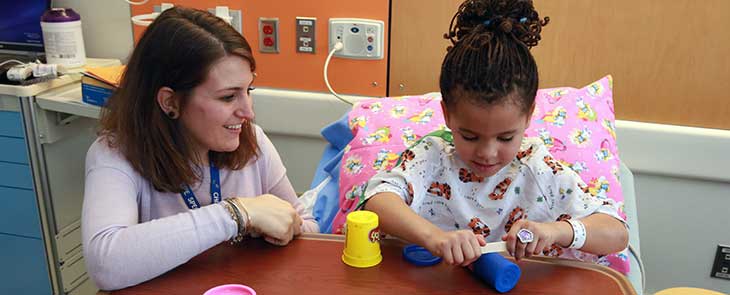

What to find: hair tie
left=484, top=16, right=524, bottom=27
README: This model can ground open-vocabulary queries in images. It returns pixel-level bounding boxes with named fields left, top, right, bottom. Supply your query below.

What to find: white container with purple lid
left=41, top=8, right=86, bottom=68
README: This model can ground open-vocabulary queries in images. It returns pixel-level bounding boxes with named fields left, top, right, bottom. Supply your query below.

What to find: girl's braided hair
left=440, top=0, right=549, bottom=113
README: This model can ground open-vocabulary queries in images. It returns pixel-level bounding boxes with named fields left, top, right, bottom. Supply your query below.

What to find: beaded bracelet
left=565, top=219, right=587, bottom=249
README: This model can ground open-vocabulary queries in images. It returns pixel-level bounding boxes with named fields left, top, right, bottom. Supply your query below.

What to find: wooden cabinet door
left=389, top=0, right=462, bottom=97
left=389, top=0, right=730, bottom=130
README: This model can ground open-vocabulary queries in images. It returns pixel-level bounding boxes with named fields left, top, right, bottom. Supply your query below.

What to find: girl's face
left=442, top=98, right=532, bottom=177
left=179, top=55, right=255, bottom=160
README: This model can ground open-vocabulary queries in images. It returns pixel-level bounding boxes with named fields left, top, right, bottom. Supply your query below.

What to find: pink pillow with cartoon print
left=335, top=75, right=629, bottom=274
left=333, top=94, right=446, bottom=235
left=525, top=75, right=628, bottom=274
left=525, top=75, right=623, bottom=218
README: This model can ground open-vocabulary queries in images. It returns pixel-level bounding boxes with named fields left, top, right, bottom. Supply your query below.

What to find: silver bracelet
left=222, top=199, right=246, bottom=244
left=565, top=219, right=587, bottom=249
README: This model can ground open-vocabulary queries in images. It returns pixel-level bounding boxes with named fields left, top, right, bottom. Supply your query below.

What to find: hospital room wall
left=54, top=1, right=729, bottom=294
left=54, top=0, right=135, bottom=63
left=129, top=0, right=390, bottom=98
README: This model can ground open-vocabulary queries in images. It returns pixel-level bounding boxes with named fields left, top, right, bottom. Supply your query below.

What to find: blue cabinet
left=0, top=109, right=53, bottom=294
left=0, top=233, right=53, bottom=295
left=0, top=110, right=25, bottom=138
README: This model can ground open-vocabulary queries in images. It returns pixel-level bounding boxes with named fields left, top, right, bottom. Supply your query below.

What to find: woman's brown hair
left=440, top=0, right=549, bottom=113
left=99, top=7, right=257, bottom=192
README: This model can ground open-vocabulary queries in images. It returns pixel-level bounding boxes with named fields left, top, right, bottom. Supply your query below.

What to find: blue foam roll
left=472, top=253, right=521, bottom=293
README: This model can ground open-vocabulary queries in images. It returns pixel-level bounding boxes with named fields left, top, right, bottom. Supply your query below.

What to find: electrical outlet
left=258, top=18, right=279, bottom=53
left=296, top=17, right=316, bottom=54
left=207, top=7, right=242, bottom=33
left=710, top=244, right=730, bottom=280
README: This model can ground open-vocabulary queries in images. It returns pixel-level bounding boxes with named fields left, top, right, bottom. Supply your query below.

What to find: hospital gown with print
left=362, top=130, right=626, bottom=263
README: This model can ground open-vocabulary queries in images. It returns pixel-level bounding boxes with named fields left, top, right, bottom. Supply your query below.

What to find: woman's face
left=179, top=55, right=255, bottom=159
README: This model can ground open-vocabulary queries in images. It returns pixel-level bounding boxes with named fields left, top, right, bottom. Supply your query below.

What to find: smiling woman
left=82, top=6, right=318, bottom=291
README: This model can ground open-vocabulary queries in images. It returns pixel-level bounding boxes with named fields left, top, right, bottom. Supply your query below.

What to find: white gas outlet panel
left=328, top=18, right=384, bottom=60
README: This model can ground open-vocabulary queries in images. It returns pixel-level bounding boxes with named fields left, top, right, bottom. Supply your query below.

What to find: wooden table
left=105, top=233, right=635, bottom=294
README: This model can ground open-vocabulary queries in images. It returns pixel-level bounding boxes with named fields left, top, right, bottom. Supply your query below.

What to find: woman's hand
left=424, top=229, right=486, bottom=266
left=237, top=194, right=301, bottom=246
left=502, top=219, right=572, bottom=261
left=262, top=216, right=303, bottom=246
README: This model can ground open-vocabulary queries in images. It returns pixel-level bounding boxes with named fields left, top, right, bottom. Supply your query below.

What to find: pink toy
left=203, top=284, right=256, bottom=295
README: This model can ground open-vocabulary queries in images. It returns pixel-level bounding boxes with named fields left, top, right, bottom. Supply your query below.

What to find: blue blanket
left=309, top=113, right=352, bottom=233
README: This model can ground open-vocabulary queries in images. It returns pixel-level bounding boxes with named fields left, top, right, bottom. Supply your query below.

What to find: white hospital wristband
left=565, top=219, right=587, bottom=249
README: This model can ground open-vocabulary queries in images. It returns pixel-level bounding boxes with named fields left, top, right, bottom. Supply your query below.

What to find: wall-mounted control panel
left=258, top=17, right=279, bottom=53
left=296, top=17, right=316, bottom=54
left=328, top=18, right=384, bottom=60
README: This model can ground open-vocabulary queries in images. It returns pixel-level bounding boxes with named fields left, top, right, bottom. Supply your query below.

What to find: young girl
left=362, top=0, right=628, bottom=266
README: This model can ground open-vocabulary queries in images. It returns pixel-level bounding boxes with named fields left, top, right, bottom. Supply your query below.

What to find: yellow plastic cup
left=342, top=210, right=382, bottom=268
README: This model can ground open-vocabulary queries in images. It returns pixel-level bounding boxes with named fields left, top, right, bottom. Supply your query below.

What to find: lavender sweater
left=82, top=125, right=317, bottom=290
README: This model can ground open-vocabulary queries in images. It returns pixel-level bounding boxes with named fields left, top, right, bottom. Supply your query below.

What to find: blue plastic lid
left=402, top=244, right=442, bottom=266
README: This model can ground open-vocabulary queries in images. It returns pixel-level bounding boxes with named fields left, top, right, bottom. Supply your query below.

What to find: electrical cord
left=130, top=2, right=173, bottom=27
left=125, top=0, right=149, bottom=5
left=628, top=244, right=646, bottom=294
left=0, top=59, right=24, bottom=68
left=323, top=42, right=353, bottom=105
left=131, top=12, right=158, bottom=26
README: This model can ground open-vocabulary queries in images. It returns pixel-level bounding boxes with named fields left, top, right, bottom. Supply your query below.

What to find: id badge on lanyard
left=180, top=163, right=222, bottom=209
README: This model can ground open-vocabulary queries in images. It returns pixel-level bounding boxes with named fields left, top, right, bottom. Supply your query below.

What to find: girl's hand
left=425, top=229, right=486, bottom=266
left=501, top=219, right=571, bottom=261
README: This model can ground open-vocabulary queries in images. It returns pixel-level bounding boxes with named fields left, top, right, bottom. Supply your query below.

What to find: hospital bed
left=301, top=105, right=645, bottom=294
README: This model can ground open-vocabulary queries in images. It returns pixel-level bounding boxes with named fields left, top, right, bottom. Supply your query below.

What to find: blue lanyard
left=180, top=162, right=221, bottom=209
